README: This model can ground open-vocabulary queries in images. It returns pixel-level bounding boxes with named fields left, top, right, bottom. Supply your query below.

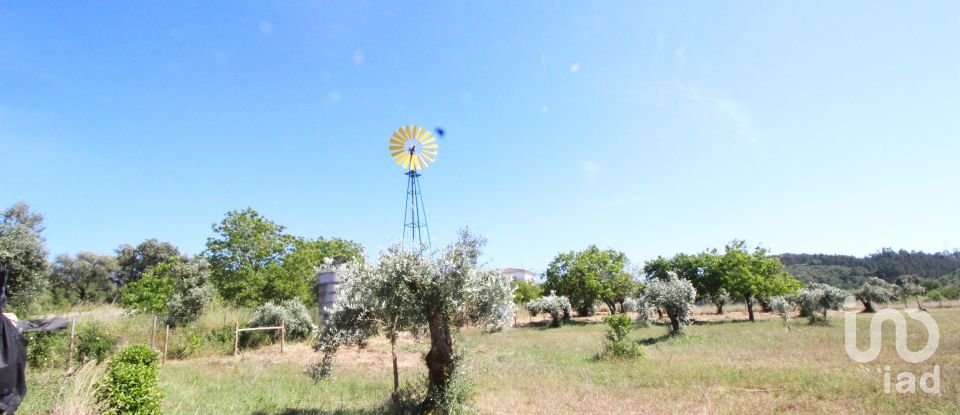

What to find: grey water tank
left=316, top=271, right=339, bottom=314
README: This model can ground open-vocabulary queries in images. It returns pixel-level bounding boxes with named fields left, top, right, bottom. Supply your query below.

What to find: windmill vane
left=388, top=125, right=436, bottom=249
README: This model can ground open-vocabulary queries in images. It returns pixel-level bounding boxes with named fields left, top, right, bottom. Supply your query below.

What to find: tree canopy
left=716, top=241, right=801, bottom=322
left=0, top=202, right=49, bottom=311
left=204, top=208, right=294, bottom=306
left=115, top=239, right=185, bottom=286
left=314, top=229, right=514, bottom=411
left=542, top=245, right=635, bottom=315
left=49, top=252, right=119, bottom=305
left=204, top=208, right=364, bottom=307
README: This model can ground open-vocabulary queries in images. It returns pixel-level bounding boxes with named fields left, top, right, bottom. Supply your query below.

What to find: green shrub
left=97, top=344, right=162, bottom=415
left=26, top=331, right=68, bottom=369
left=249, top=298, right=317, bottom=342
left=206, top=325, right=236, bottom=354
left=168, top=328, right=204, bottom=360
left=111, top=343, right=159, bottom=367
left=238, top=330, right=272, bottom=350
left=601, top=314, right=642, bottom=359
left=75, top=323, right=116, bottom=364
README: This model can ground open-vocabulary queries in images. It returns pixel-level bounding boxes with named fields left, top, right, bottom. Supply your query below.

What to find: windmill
left=389, top=125, right=438, bottom=249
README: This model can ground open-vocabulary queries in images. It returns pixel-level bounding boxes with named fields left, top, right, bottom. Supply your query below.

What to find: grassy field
left=22, top=304, right=960, bottom=414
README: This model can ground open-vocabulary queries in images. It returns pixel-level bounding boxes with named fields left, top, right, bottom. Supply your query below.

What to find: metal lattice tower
left=389, top=125, right=438, bottom=250
left=402, top=164, right=430, bottom=249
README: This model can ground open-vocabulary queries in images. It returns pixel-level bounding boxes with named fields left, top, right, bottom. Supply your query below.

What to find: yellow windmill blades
left=388, top=125, right=439, bottom=171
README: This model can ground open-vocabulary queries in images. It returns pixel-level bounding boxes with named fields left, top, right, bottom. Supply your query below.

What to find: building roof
left=500, top=268, right=535, bottom=275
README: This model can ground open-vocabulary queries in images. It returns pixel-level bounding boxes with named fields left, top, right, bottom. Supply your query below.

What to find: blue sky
left=3, top=1, right=959, bottom=273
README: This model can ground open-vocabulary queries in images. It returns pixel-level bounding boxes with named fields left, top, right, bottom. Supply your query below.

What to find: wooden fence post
left=280, top=320, right=285, bottom=354
left=150, top=316, right=157, bottom=349
left=162, top=325, right=169, bottom=365
left=65, top=318, right=76, bottom=371
left=233, top=321, right=239, bottom=356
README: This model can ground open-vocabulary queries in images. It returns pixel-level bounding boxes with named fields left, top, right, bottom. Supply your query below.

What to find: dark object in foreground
left=0, top=269, right=26, bottom=414
left=0, top=269, right=69, bottom=414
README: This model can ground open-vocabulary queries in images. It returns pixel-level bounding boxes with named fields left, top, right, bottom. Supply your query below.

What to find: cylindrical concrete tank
left=316, top=271, right=339, bottom=315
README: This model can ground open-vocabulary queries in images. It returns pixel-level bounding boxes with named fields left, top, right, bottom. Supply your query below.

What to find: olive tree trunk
left=668, top=313, right=681, bottom=334
left=605, top=301, right=618, bottom=314
left=746, top=297, right=756, bottom=322
left=422, top=310, right=455, bottom=410
left=389, top=316, right=400, bottom=407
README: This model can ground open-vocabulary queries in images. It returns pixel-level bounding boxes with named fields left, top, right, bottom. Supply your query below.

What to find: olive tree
left=313, top=229, right=514, bottom=411
left=644, top=272, right=696, bottom=334
left=854, top=277, right=896, bottom=313
left=895, top=275, right=927, bottom=311
left=49, top=252, right=119, bottom=304
left=0, top=202, right=49, bottom=311
left=791, top=283, right=847, bottom=324
left=622, top=296, right=654, bottom=327
left=769, top=296, right=795, bottom=330
left=115, top=239, right=184, bottom=286
left=524, top=291, right=572, bottom=327
left=709, top=288, right=730, bottom=315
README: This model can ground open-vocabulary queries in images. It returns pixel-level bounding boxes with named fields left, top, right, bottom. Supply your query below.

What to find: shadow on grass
left=517, top=319, right=596, bottom=331
left=251, top=408, right=386, bottom=415
left=637, top=332, right=675, bottom=346
left=691, top=318, right=756, bottom=326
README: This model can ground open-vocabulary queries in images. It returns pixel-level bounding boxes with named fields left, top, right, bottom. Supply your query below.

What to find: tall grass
left=21, top=302, right=960, bottom=414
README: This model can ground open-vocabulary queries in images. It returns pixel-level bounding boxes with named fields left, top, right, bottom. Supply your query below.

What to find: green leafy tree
left=0, top=201, right=49, bottom=311
left=49, top=252, right=119, bottom=304
left=513, top=280, right=542, bottom=304
left=115, top=239, right=184, bottom=286
left=204, top=208, right=293, bottom=306
left=118, top=269, right=173, bottom=315
left=119, top=258, right=214, bottom=325
left=543, top=246, right=633, bottom=315
left=718, top=241, right=801, bottom=322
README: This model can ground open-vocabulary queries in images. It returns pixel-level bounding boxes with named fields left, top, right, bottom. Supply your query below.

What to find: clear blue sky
left=3, top=1, right=959, bottom=273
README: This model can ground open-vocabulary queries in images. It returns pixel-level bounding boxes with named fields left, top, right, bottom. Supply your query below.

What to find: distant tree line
left=0, top=201, right=364, bottom=321
left=533, top=240, right=802, bottom=322
left=780, top=249, right=960, bottom=289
